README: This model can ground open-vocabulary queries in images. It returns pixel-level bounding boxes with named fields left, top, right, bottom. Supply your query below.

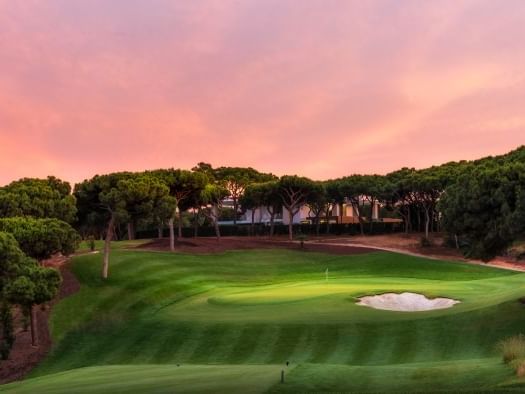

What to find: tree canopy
left=277, top=175, right=320, bottom=240
left=75, top=172, right=170, bottom=278
left=440, top=162, right=525, bottom=260
left=214, top=166, right=277, bottom=224
left=0, top=231, right=61, bottom=353
left=0, top=177, right=77, bottom=223
left=0, top=217, right=80, bottom=260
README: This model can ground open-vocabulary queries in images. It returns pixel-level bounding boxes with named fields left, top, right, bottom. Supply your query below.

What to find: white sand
left=356, top=292, right=460, bottom=312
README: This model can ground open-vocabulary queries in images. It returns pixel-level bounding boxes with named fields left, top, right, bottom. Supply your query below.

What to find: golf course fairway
left=2, top=247, right=525, bottom=393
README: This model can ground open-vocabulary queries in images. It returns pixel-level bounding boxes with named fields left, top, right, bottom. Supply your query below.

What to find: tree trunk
left=169, top=217, right=175, bottom=252
left=157, top=225, right=163, bottom=239
left=194, top=209, right=199, bottom=237
left=127, top=222, right=135, bottom=241
left=424, top=207, right=430, bottom=240
left=233, top=199, right=238, bottom=225
left=325, top=206, right=331, bottom=234
left=178, top=210, right=183, bottom=239
left=369, top=198, right=375, bottom=232
left=401, top=212, right=408, bottom=233
left=269, top=212, right=275, bottom=237
left=30, top=305, right=37, bottom=347
left=315, top=215, right=321, bottom=236
left=213, top=205, right=221, bottom=240
left=251, top=210, right=255, bottom=236
left=288, top=209, right=294, bottom=241
left=102, top=213, right=115, bottom=279
left=352, top=203, right=365, bottom=235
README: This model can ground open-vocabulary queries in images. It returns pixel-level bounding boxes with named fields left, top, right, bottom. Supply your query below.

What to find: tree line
left=0, top=178, right=79, bottom=358
left=0, top=146, right=524, bottom=358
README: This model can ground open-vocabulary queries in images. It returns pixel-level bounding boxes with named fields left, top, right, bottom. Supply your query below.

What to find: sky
left=0, top=0, right=524, bottom=186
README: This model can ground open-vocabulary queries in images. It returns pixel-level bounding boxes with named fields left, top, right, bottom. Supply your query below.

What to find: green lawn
left=2, top=247, right=525, bottom=393
left=76, top=239, right=150, bottom=253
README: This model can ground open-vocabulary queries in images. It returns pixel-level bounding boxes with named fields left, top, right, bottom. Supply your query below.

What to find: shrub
left=295, top=234, right=308, bottom=249
left=507, top=242, right=525, bottom=261
left=510, top=359, right=525, bottom=377
left=87, top=235, right=96, bottom=252
left=498, top=334, right=525, bottom=364
left=420, top=236, right=432, bottom=248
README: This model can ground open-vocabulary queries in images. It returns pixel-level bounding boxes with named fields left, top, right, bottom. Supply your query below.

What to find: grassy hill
left=2, top=247, right=525, bottom=393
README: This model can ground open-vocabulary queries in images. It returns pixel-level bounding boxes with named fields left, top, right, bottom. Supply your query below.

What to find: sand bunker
left=356, top=292, right=460, bottom=312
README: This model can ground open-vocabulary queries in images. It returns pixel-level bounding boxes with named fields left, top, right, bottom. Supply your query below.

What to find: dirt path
left=313, top=236, right=525, bottom=273
left=0, top=256, right=80, bottom=384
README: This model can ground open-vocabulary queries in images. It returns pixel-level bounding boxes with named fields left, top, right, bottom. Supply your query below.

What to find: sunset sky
left=1, top=0, right=524, bottom=186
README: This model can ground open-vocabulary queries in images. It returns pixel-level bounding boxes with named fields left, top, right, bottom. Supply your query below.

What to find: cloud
left=0, top=0, right=524, bottom=185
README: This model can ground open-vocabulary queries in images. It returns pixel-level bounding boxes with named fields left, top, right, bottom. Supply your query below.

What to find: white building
left=237, top=198, right=386, bottom=225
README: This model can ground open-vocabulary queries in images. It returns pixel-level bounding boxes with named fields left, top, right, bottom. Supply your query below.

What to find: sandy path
left=313, top=239, right=525, bottom=273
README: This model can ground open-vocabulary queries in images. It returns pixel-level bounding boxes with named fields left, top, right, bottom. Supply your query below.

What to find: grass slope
left=3, top=247, right=525, bottom=393
left=2, top=361, right=524, bottom=393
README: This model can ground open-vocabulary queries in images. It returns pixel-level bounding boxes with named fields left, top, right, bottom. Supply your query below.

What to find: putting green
left=3, top=247, right=525, bottom=393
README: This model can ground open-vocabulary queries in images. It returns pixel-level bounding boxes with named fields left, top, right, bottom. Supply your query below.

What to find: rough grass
left=4, top=247, right=525, bottom=393
left=499, top=335, right=525, bottom=364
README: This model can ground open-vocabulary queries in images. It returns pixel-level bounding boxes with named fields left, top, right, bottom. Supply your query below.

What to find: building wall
left=239, top=199, right=382, bottom=225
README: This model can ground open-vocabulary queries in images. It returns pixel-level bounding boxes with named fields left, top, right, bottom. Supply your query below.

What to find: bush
left=295, top=234, right=308, bottom=249
left=87, top=235, right=96, bottom=252
left=507, top=242, right=525, bottom=261
left=420, top=236, right=432, bottom=248
left=510, top=358, right=525, bottom=377
left=498, top=334, right=525, bottom=364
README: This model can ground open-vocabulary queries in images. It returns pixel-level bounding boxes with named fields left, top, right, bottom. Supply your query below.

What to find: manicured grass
left=2, top=361, right=524, bottom=393
left=0, top=364, right=282, bottom=394
left=4, top=247, right=525, bottom=392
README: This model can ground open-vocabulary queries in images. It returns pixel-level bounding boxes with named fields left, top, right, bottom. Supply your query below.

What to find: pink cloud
left=0, top=0, right=524, bottom=186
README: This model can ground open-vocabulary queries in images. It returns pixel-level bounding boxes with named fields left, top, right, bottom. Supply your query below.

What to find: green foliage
left=0, top=302, right=14, bottom=360
left=213, top=166, right=277, bottom=224
left=154, top=169, right=207, bottom=212
left=0, top=217, right=80, bottom=260
left=440, top=163, right=525, bottom=260
left=239, top=183, right=266, bottom=212
left=0, top=176, right=77, bottom=223
left=277, top=176, right=319, bottom=239
left=277, top=176, right=319, bottom=210
left=0, top=231, right=61, bottom=358
left=255, top=181, right=282, bottom=218
left=74, top=172, right=132, bottom=236
left=214, top=167, right=277, bottom=197
left=87, top=236, right=96, bottom=252
left=0, top=232, right=33, bottom=291
left=74, top=172, right=170, bottom=235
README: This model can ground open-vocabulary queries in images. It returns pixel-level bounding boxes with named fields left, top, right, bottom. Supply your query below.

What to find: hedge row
left=135, top=222, right=403, bottom=239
